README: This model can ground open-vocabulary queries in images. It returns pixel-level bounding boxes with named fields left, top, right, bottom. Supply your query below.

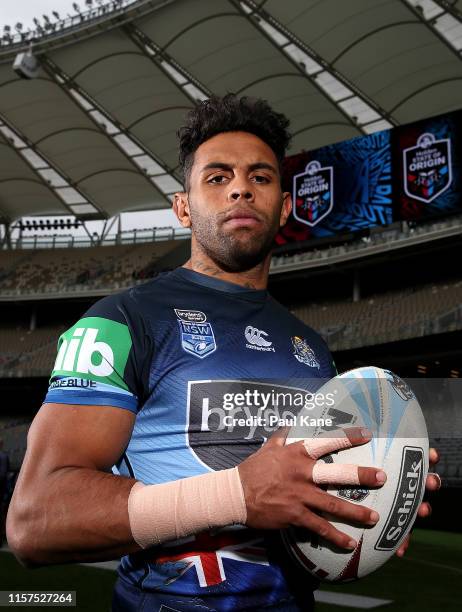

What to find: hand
left=238, top=426, right=386, bottom=551
left=396, top=447, right=441, bottom=557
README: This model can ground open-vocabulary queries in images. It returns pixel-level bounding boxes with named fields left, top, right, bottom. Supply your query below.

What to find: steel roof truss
left=234, top=0, right=396, bottom=133
left=403, top=0, right=462, bottom=55
left=0, top=112, right=101, bottom=217
left=42, top=56, right=183, bottom=200
left=124, top=24, right=212, bottom=104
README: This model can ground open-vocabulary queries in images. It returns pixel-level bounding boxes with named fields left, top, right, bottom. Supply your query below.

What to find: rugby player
left=7, top=95, right=440, bottom=611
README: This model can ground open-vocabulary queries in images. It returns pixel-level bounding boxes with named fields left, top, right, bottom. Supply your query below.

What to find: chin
left=217, top=249, right=270, bottom=273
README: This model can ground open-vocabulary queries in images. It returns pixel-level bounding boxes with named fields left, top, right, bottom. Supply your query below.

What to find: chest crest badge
left=174, top=309, right=216, bottom=359
left=291, top=336, right=320, bottom=369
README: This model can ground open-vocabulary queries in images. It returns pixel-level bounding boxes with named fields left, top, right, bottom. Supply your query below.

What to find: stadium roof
left=0, top=0, right=461, bottom=221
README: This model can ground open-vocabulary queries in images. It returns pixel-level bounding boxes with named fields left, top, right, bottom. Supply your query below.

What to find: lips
left=223, top=209, right=261, bottom=227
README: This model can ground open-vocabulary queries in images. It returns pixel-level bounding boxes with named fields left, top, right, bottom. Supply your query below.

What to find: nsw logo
left=403, top=132, right=452, bottom=203
left=292, top=160, right=334, bottom=228
left=175, top=308, right=216, bottom=359
left=245, top=326, right=275, bottom=352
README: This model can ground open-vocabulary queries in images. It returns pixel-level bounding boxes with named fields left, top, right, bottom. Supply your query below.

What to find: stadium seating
left=432, top=438, right=462, bottom=487
left=0, top=420, right=29, bottom=472
left=0, top=325, right=64, bottom=378
left=0, top=241, right=181, bottom=297
left=271, top=214, right=462, bottom=273
left=293, top=280, right=462, bottom=351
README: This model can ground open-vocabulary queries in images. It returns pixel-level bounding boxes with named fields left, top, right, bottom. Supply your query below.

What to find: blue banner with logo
left=277, top=109, right=462, bottom=245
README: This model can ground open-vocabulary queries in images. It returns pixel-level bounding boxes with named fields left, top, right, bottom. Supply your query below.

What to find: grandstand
left=0, top=238, right=189, bottom=298
left=294, top=278, right=462, bottom=351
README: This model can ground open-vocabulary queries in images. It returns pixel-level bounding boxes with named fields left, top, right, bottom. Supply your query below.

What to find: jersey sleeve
left=317, top=334, right=338, bottom=379
left=44, top=292, right=151, bottom=414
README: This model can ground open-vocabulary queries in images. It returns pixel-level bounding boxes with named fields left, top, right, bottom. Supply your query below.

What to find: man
left=7, top=95, right=439, bottom=611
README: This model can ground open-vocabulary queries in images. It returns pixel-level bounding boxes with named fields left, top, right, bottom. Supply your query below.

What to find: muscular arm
left=6, top=403, right=141, bottom=567
left=7, top=403, right=385, bottom=568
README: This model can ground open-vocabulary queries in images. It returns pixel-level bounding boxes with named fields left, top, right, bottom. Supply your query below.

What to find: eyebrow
left=201, top=162, right=278, bottom=174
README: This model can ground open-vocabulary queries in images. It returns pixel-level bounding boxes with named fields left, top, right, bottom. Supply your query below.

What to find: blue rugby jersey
left=44, top=267, right=336, bottom=611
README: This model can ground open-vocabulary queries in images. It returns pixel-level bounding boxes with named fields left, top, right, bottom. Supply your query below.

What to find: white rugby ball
left=282, top=366, right=429, bottom=582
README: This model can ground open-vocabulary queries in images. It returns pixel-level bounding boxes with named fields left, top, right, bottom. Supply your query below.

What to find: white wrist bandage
left=128, top=467, right=247, bottom=548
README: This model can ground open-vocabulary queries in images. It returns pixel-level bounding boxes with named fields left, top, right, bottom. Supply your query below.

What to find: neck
left=183, top=240, right=271, bottom=290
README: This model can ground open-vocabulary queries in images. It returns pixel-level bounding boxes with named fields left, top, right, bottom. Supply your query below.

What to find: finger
left=426, top=472, right=441, bottom=491
left=429, top=447, right=439, bottom=466
left=294, top=509, right=357, bottom=551
left=266, top=425, right=291, bottom=447
left=305, top=489, right=380, bottom=527
left=312, top=462, right=386, bottom=487
left=344, top=427, right=373, bottom=447
left=396, top=534, right=410, bottom=557
left=358, top=466, right=387, bottom=487
left=417, top=501, right=432, bottom=518
left=303, top=427, right=371, bottom=460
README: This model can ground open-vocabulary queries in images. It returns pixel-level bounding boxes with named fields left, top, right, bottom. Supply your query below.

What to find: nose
left=228, top=187, right=254, bottom=202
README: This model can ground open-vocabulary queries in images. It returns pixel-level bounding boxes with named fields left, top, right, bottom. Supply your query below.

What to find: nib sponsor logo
left=51, top=316, right=132, bottom=384
left=375, top=447, right=424, bottom=551
left=245, top=326, right=275, bottom=352
left=54, top=327, right=114, bottom=376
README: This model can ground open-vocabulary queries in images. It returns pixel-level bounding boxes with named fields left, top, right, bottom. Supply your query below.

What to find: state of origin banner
left=276, top=109, right=462, bottom=245
left=394, top=111, right=462, bottom=222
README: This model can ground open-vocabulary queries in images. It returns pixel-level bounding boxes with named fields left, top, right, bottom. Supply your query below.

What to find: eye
left=207, top=175, right=228, bottom=184
left=252, top=174, right=270, bottom=184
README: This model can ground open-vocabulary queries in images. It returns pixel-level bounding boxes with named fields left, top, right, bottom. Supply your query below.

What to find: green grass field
left=1, top=529, right=460, bottom=611
left=318, top=529, right=462, bottom=611
left=0, top=553, right=117, bottom=611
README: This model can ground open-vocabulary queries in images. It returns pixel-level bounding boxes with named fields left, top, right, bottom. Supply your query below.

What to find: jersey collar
left=172, top=267, right=268, bottom=303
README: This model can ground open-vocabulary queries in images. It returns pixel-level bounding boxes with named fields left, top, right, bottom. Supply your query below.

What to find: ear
left=173, top=192, right=191, bottom=228
left=279, top=192, right=292, bottom=227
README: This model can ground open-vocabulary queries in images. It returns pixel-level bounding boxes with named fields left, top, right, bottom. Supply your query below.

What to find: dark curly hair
left=178, top=94, right=291, bottom=189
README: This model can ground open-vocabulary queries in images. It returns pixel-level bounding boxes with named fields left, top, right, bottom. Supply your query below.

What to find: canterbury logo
left=54, top=327, right=114, bottom=377
left=245, top=326, right=272, bottom=348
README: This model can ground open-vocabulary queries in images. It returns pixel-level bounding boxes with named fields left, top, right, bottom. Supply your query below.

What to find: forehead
left=193, top=131, right=278, bottom=169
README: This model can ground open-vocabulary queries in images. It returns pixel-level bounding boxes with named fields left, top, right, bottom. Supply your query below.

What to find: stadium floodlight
left=72, top=3, right=81, bottom=13
left=2, top=25, right=12, bottom=43
left=13, top=45, right=41, bottom=79
left=52, top=11, right=60, bottom=20
left=42, top=15, right=54, bottom=32
left=15, top=23, right=23, bottom=33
